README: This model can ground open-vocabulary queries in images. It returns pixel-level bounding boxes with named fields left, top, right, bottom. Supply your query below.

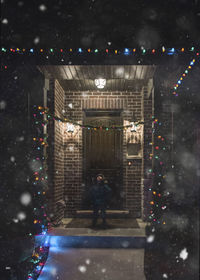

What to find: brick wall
left=61, top=90, right=153, bottom=218
left=48, top=79, right=65, bottom=223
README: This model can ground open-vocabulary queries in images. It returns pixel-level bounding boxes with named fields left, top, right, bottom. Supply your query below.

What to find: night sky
left=1, top=0, right=200, bottom=48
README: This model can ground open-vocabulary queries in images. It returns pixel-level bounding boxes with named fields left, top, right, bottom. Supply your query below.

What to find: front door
left=82, top=110, right=123, bottom=209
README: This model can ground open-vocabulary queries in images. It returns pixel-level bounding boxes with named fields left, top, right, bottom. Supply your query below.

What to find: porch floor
left=49, top=218, right=147, bottom=237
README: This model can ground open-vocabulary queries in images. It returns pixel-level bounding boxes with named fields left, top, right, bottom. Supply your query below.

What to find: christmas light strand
left=27, top=106, right=50, bottom=280
left=147, top=117, right=167, bottom=225
left=1, top=47, right=199, bottom=56
left=38, top=106, right=144, bottom=130
left=172, top=55, right=199, bottom=96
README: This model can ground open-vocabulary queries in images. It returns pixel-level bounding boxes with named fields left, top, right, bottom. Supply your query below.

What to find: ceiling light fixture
left=95, top=78, right=106, bottom=89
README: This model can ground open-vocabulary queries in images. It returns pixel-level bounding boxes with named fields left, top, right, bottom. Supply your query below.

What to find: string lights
left=1, top=47, right=199, bottom=55
left=38, top=106, right=144, bottom=131
left=172, top=55, right=199, bottom=96
left=27, top=105, right=50, bottom=280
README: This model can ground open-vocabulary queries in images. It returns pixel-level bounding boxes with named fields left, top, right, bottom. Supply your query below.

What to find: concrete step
left=48, top=235, right=146, bottom=249
left=47, top=218, right=147, bottom=249
left=38, top=248, right=146, bottom=280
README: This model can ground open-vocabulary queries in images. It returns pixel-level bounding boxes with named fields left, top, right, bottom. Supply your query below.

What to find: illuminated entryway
left=38, top=65, right=156, bottom=221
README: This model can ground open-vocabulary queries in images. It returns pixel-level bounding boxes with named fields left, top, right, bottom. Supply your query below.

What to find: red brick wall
left=48, top=79, right=65, bottom=223
left=62, top=90, right=153, bottom=218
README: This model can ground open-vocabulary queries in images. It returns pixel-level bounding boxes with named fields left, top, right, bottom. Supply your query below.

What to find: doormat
left=65, top=218, right=139, bottom=229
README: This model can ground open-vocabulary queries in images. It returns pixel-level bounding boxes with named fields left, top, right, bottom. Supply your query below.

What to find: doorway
left=82, top=110, right=123, bottom=210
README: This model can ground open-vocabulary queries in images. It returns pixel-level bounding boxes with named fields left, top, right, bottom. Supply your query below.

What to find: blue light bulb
left=124, top=48, right=129, bottom=55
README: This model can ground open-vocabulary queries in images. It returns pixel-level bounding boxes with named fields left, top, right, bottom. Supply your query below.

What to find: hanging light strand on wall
left=38, top=107, right=144, bottom=131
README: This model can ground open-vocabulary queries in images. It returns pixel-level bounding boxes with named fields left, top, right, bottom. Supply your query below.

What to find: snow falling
left=34, top=36, right=40, bottom=44
left=39, top=4, right=47, bottom=12
left=78, top=265, right=87, bottom=273
left=147, top=235, right=155, bottom=243
left=179, top=248, right=188, bottom=260
left=17, top=212, right=26, bottom=221
left=2, top=18, right=8, bottom=24
left=0, top=100, right=6, bottom=110
left=1, top=1, right=199, bottom=279
left=20, top=192, right=32, bottom=206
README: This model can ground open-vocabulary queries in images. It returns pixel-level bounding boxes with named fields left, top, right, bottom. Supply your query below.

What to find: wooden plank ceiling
left=39, top=65, right=156, bottom=91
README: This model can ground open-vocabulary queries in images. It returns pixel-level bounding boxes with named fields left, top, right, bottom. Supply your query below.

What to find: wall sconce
left=66, top=122, right=75, bottom=133
left=130, top=122, right=137, bottom=132
left=95, top=78, right=106, bottom=89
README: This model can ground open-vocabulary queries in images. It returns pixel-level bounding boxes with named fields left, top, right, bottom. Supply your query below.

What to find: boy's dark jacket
left=90, top=181, right=112, bottom=206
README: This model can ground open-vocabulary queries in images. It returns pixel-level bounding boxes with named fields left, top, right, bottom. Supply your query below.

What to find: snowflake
left=16, top=136, right=24, bottom=142
left=2, top=18, right=8, bottom=24
left=102, top=268, right=106, bottom=273
left=39, top=4, right=47, bottom=11
left=179, top=248, right=188, bottom=260
left=34, top=37, right=40, bottom=44
left=20, top=192, right=32, bottom=206
left=10, top=156, right=15, bottom=162
left=17, top=212, right=26, bottom=221
left=51, top=268, right=57, bottom=276
left=78, top=265, right=87, bottom=273
left=121, top=240, right=130, bottom=248
left=85, top=259, right=91, bottom=265
left=0, top=100, right=6, bottom=110
left=163, top=273, right=168, bottom=278
left=147, top=235, right=155, bottom=243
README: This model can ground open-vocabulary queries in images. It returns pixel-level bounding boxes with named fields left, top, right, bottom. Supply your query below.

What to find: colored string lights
left=172, top=56, right=199, bottom=96
left=148, top=117, right=168, bottom=225
left=1, top=47, right=199, bottom=55
left=27, top=106, right=50, bottom=280
left=38, top=106, right=144, bottom=131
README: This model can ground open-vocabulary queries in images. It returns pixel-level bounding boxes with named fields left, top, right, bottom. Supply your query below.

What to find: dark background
left=1, top=0, right=200, bottom=49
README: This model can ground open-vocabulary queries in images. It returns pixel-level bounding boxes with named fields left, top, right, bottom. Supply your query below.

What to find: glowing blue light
left=167, top=48, right=175, bottom=55
left=178, top=80, right=181, bottom=84
left=78, top=48, right=83, bottom=53
left=190, top=61, right=194, bottom=66
left=30, top=49, right=34, bottom=53
left=124, top=48, right=129, bottom=55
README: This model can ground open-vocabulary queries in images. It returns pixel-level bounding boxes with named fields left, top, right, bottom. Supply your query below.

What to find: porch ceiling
left=39, top=65, right=156, bottom=91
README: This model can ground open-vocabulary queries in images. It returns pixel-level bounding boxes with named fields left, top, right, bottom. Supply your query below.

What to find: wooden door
left=82, top=111, right=123, bottom=209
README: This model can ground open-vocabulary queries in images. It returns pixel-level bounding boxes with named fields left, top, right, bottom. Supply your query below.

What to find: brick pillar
left=47, top=79, right=65, bottom=223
